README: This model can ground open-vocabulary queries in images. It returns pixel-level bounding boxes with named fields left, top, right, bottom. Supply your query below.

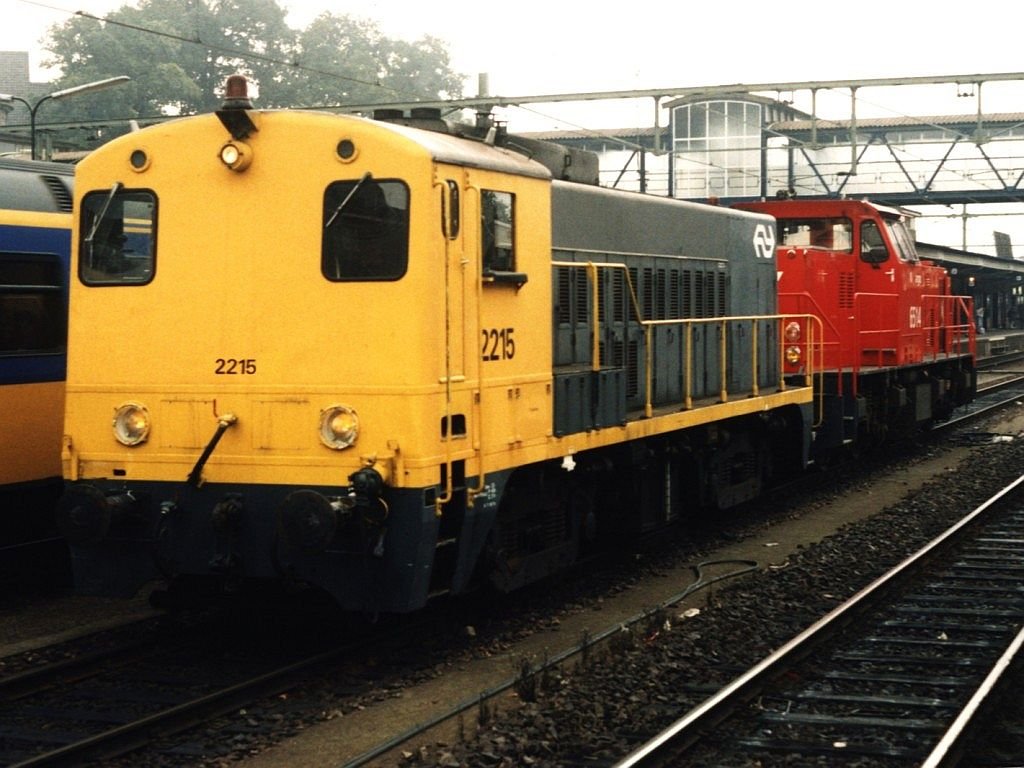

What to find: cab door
left=855, top=216, right=901, bottom=366
left=466, top=173, right=552, bottom=488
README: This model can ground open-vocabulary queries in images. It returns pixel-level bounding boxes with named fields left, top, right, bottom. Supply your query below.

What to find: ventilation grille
left=41, top=175, right=73, bottom=212
left=839, top=272, right=855, bottom=310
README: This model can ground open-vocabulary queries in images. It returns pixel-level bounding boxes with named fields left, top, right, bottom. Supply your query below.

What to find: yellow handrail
left=553, top=260, right=821, bottom=418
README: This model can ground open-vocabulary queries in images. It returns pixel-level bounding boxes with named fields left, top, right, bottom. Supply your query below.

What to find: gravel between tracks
left=238, top=409, right=1024, bottom=768
left=414, top=417, right=1024, bottom=768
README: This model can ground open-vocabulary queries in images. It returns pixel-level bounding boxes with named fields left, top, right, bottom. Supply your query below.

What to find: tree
left=38, top=0, right=464, bottom=151
left=282, top=14, right=464, bottom=108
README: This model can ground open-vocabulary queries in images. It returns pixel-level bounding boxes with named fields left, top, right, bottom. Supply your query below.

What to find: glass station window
left=0, top=254, right=65, bottom=353
left=672, top=100, right=763, bottom=198
left=481, top=190, right=515, bottom=273
left=80, top=187, right=157, bottom=285
left=322, top=178, right=409, bottom=281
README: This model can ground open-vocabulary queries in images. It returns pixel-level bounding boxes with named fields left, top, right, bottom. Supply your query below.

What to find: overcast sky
left=6, top=0, right=1024, bottom=251
left=6, top=0, right=1024, bottom=131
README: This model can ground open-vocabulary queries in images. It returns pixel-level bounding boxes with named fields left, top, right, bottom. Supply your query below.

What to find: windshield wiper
left=325, top=171, right=372, bottom=230
left=84, top=182, right=124, bottom=258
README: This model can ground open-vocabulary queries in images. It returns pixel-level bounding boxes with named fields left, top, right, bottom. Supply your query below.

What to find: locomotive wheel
left=484, top=464, right=578, bottom=594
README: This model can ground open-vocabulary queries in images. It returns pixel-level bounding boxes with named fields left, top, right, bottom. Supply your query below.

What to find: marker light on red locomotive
left=783, top=319, right=803, bottom=366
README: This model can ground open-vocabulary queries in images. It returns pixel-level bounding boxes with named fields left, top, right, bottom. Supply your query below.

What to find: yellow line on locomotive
left=1, top=210, right=68, bottom=487
left=1, top=381, right=64, bottom=485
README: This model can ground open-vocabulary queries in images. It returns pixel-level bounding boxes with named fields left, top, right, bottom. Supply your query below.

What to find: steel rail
left=615, top=472, right=1024, bottom=767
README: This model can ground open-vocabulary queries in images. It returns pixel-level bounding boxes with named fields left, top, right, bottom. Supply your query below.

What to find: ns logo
left=753, top=223, right=776, bottom=260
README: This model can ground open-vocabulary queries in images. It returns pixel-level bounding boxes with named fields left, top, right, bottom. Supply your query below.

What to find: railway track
left=0, top=606, right=384, bottom=767
left=616, top=474, right=1024, bottom=767
left=938, top=364, right=1024, bottom=432
left=3, top=361, right=1022, bottom=767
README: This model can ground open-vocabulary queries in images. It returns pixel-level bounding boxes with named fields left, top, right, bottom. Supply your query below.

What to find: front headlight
left=784, top=320, right=802, bottom=342
left=319, top=405, right=358, bottom=450
left=113, top=402, right=150, bottom=446
left=219, top=140, right=252, bottom=171
left=785, top=346, right=803, bottom=365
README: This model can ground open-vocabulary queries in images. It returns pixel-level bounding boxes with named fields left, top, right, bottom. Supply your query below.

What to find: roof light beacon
left=216, top=74, right=258, bottom=161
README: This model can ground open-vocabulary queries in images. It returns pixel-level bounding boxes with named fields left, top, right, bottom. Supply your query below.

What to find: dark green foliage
left=37, top=0, right=464, bottom=151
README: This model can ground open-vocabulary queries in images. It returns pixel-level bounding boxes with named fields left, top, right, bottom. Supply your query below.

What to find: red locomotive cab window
left=885, top=218, right=920, bottom=263
left=778, top=218, right=852, bottom=252
left=859, top=220, right=890, bottom=265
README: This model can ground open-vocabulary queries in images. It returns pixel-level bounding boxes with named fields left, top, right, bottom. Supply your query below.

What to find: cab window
left=80, top=187, right=157, bottom=285
left=777, top=218, right=852, bottom=251
left=322, top=178, right=409, bottom=281
left=443, top=180, right=460, bottom=240
left=885, top=218, right=919, bottom=262
left=0, top=254, right=64, bottom=354
left=860, top=220, right=889, bottom=264
left=481, top=190, right=515, bottom=273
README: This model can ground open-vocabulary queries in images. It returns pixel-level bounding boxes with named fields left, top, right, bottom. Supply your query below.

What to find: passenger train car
left=56, top=77, right=818, bottom=612
left=735, top=198, right=976, bottom=457
left=0, top=158, right=73, bottom=580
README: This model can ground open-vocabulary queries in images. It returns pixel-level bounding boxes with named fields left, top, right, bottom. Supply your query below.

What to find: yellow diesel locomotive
left=57, top=78, right=815, bottom=612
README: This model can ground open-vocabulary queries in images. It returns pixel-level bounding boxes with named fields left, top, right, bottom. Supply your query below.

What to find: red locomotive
left=735, top=197, right=976, bottom=455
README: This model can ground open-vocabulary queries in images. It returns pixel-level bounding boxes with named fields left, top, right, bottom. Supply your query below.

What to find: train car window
left=860, top=220, right=890, bottom=264
left=0, top=254, right=65, bottom=354
left=79, top=188, right=157, bottom=285
left=322, top=179, right=409, bottom=281
left=777, top=218, right=852, bottom=251
left=481, top=190, right=519, bottom=281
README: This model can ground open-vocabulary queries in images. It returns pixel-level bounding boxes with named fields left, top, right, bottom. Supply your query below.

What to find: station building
left=529, top=87, right=1024, bottom=347
left=0, top=52, right=37, bottom=157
